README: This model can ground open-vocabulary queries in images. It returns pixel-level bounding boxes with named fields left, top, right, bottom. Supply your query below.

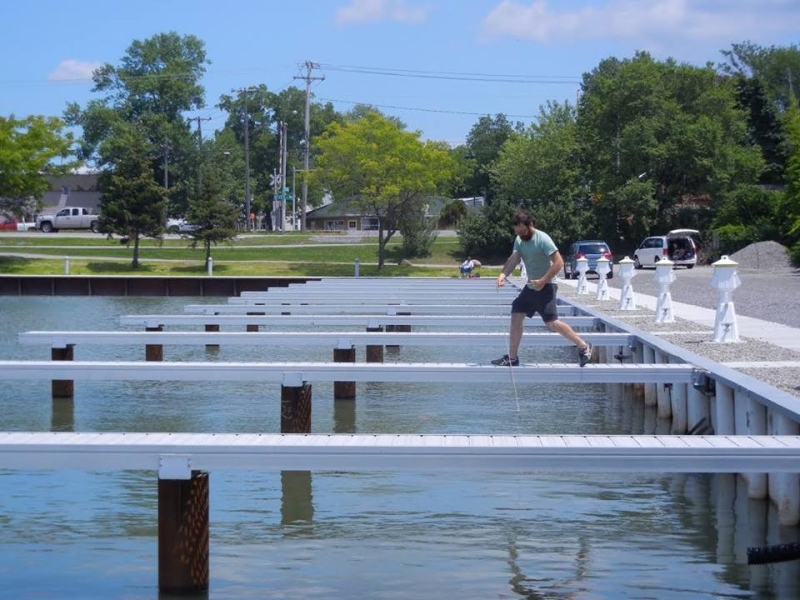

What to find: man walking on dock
left=492, top=209, right=593, bottom=367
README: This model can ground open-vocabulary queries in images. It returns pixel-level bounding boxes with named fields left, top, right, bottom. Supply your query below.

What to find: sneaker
left=491, top=354, right=519, bottom=367
left=578, top=343, right=593, bottom=367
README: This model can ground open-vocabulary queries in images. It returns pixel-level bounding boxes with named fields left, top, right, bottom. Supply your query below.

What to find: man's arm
left=530, top=251, right=563, bottom=288
left=496, top=251, right=520, bottom=286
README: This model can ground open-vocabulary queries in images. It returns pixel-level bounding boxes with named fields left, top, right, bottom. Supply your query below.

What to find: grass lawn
left=0, top=232, right=498, bottom=278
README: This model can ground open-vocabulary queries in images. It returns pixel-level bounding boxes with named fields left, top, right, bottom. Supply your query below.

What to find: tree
left=578, top=52, right=763, bottom=243
left=458, top=197, right=517, bottom=259
left=0, top=115, right=77, bottom=217
left=731, top=75, right=788, bottom=185
left=65, top=32, right=209, bottom=216
left=720, top=41, right=800, bottom=113
left=313, top=111, right=456, bottom=269
left=98, top=125, right=167, bottom=268
left=784, top=103, right=800, bottom=262
left=491, top=101, right=590, bottom=246
left=454, top=114, right=519, bottom=201
left=185, top=158, right=239, bottom=268
left=216, top=85, right=341, bottom=227
left=439, top=199, right=468, bottom=228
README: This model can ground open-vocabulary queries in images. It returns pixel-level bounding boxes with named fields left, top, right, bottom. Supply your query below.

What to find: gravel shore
left=553, top=260, right=800, bottom=399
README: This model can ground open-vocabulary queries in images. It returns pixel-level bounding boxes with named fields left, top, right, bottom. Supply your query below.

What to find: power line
left=318, top=63, right=580, bottom=84
left=318, top=97, right=541, bottom=118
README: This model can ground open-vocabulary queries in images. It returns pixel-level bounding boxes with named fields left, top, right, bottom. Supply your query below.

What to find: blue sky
left=1, top=0, right=798, bottom=146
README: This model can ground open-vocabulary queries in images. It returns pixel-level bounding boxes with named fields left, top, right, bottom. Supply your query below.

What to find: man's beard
left=519, top=228, right=533, bottom=241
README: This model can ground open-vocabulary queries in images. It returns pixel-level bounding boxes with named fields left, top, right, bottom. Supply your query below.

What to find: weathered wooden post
left=280, top=372, right=315, bottom=524
left=333, top=343, right=356, bottom=400
left=158, top=463, right=209, bottom=593
left=281, top=373, right=312, bottom=434
left=246, top=312, right=262, bottom=332
left=145, top=326, right=163, bottom=362
left=386, top=311, right=411, bottom=349
left=204, top=324, right=219, bottom=350
left=51, top=344, right=74, bottom=398
left=366, top=324, right=384, bottom=363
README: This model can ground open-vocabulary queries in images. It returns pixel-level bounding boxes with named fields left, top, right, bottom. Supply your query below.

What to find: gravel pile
left=729, top=240, right=795, bottom=271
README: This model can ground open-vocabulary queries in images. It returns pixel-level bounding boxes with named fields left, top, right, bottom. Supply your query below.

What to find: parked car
left=633, top=229, right=699, bottom=269
left=0, top=216, right=19, bottom=230
left=563, top=240, right=614, bottom=279
left=166, top=218, right=198, bottom=234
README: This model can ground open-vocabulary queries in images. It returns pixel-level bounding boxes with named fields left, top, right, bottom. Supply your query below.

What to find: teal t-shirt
left=513, top=230, right=558, bottom=279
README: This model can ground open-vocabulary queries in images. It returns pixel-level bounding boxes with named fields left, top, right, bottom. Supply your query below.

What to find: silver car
left=563, top=240, right=614, bottom=279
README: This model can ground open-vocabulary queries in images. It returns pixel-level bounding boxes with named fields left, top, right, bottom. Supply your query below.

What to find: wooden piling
left=246, top=312, right=262, bottom=332
left=145, top=326, right=163, bottom=362
left=51, top=345, right=74, bottom=398
left=204, top=324, right=219, bottom=350
left=333, top=347, right=356, bottom=400
left=366, top=326, right=384, bottom=363
left=158, top=471, right=209, bottom=593
left=386, top=311, right=411, bottom=349
left=281, top=383, right=312, bottom=433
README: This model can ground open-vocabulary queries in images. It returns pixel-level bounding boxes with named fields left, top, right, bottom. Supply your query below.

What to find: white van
left=633, top=229, right=699, bottom=269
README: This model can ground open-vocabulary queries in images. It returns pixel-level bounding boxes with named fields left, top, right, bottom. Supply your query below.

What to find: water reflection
left=51, top=398, right=74, bottom=432
left=281, top=471, right=314, bottom=532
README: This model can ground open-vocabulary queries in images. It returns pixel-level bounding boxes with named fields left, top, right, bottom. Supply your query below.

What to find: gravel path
left=601, top=266, right=800, bottom=328
left=554, top=243, right=800, bottom=399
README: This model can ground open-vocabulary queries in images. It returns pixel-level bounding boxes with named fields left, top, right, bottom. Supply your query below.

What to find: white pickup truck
left=36, top=207, right=100, bottom=233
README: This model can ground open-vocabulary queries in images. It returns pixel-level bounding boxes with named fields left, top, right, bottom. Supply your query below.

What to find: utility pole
left=233, top=87, right=256, bottom=231
left=279, top=121, right=288, bottom=232
left=161, top=141, right=171, bottom=189
left=292, top=165, right=296, bottom=231
left=189, top=116, right=211, bottom=191
left=293, top=61, right=324, bottom=231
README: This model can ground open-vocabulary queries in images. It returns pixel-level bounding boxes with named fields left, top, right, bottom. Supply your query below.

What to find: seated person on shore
left=460, top=257, right=474, bottom=278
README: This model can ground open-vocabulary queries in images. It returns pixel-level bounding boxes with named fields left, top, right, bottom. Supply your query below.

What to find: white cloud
left=48, top=59, right=103, bottom=81
left=481, top=0, right=800, bottom=43
left=335, top=0, right=430, bottom=25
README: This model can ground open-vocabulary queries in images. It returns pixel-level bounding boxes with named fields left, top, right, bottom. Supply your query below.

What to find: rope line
left=498, top=284, right=521, bottom=413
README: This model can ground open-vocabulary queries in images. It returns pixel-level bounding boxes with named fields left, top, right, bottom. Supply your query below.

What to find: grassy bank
left=0, top=232, right=495, bottom=278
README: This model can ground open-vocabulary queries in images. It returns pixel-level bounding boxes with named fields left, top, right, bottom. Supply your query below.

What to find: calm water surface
left=0, top=296, right=797, bottom=599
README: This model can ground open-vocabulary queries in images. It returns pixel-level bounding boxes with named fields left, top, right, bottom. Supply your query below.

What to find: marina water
left=0, top=296, right=797, bottom=599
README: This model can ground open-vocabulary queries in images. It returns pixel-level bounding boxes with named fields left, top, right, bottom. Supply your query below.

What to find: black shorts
left=511, top=283, right=559, bottom=322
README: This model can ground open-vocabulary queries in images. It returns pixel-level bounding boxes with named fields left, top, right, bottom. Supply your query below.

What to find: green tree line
left=2, top=32, right=800, bottom=267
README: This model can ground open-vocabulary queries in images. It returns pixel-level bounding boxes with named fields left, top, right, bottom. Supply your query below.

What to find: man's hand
left=496, top=273, right=507, bottom=287
left=528, top=279, right=546, bottom=291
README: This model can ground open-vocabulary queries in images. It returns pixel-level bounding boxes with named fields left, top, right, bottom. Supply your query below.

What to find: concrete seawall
left=0, top=275, right=317, bottom=297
